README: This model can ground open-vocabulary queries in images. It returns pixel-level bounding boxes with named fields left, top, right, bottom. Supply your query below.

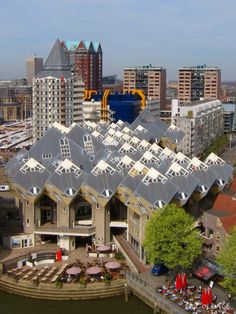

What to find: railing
left=73, top=219, right=93, bottom=226
left=126, top=271, right=187, bottom=314
left=2, top=249, right=58, bottom=272
left=35, top=225, right=96, bottom=235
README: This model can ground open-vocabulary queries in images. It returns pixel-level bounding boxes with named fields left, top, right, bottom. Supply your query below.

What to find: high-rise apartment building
left=33, top=39, right=84, bottom=142
left=61, top=40, right=102, bottom=91
left=172, top=99, right=224, bottom=157
left=26, top=56, right=43, bottom=86
left=123, top=65, right=166, bottom=109
left=178, top=65, right=221, bottom=104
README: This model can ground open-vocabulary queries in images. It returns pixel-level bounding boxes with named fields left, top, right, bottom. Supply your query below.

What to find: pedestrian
left=228, top=293, right=231, bottom=301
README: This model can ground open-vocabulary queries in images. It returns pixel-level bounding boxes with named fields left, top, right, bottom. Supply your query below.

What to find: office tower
left=61, top=40, right=103, bottom=91
left=26, top=56, right=43, bottom=85
left=178, top=65, right=221, bottom=104
left=123, top=65, right=166, bottom=109
left=32, top=39, right=84, bottom=142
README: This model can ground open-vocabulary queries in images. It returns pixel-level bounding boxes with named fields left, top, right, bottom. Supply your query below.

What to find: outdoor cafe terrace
left=2, top=245, right=127, bottom=285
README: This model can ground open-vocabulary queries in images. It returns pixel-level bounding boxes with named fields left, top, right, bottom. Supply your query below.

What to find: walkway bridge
left=113, top=233, right=147, bottom=273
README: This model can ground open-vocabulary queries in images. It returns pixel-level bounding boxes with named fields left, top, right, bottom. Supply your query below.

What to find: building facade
left=172, top=99, right=224, bottom=158
left=223, top=103, right=236, bottom=132
left=32, top=39, right=84, bottom=142
left=0, top=85, right=32, bottom=122
left=6, top=109, right=233, bottom=261
left=102, top=75, right=123, bottom=93
left=82, top=92, right=160, bottom=124
left=61, top=40, right=102, bottom=92
left=83, top=92, right=142, bottom=124
left=178, top=65, right=221, bottom=104
left=123, top=65, right=166, bottom=110
left=26, top=56, right=43, bottom=86
left=201, top=179, right=236, bottom=258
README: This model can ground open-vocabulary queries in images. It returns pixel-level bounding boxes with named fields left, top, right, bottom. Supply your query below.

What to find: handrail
left=35, top=225, right=96, bottom=235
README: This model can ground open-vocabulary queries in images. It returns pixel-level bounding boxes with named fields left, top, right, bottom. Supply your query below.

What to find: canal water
left=0, top=291, right=152, bottom=314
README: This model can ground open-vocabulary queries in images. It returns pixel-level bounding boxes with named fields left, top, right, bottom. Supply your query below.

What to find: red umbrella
left=202, top=288, right=208, bottom=305
left=56, top=249, right=62, bottom=261
left=175, top=273, right=182, bottom=290
left=182, top=273, right=187, bottom=289
left=207, top=287, right=213, bottom=305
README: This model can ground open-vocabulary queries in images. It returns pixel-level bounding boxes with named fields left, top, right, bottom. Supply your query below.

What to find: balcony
left=35, top=222, right=95, bottom=236
left=110, top=219, right=128, bottom=228
left=200, top=232, right=214, bottom=245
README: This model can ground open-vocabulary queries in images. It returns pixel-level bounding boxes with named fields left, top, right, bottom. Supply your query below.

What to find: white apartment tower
left=33, top=39, right=84, bottom=142
left=172, top=99, right=223, bottom=158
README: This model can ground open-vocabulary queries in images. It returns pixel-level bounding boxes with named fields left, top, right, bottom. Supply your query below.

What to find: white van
left=0, top=185, right=10, bottom=192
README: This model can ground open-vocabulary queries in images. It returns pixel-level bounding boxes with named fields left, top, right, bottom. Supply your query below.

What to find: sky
left=0, top=0, right=236, bottom=81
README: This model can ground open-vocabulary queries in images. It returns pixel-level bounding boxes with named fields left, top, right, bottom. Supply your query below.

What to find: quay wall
left=0, top=275, right=125, bottom=300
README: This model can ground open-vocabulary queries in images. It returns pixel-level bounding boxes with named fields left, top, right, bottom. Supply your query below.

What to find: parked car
left=151, top=263, right=168, bottom=276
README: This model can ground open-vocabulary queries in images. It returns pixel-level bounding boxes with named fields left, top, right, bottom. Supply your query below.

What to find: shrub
left=115, top=251, right=125, bottom=261
left=79, top=278, right=87, bottom=287
left=55, top=277, right=63, bottom=288
left=103, top=274, right=111, bottom=286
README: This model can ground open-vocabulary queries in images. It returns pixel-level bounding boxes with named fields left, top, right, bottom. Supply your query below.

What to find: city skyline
left=0, top=0, right=236, bottom=81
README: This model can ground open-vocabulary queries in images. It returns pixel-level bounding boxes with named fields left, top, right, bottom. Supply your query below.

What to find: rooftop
left=6, top=109, right=233, bottom=208
left=124, top=65, right=165, bottom=70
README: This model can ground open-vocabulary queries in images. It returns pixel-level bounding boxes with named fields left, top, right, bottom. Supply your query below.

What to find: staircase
left=113, top=234, right=148, bottom=273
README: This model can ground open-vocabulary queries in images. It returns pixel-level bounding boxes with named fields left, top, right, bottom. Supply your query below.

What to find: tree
left=217, top=227, right=236, bottom=296
left=143, top=203, right=202, bottom=270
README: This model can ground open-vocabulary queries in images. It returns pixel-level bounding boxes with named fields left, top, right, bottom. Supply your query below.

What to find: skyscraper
left=61, top=40, right=103, bottom=91
left=26, top=56, right=43, bottom=86
left=33, top=39, right=84, bottom=142
left=178, top=65, right=221, bottom=104
left=123, top=65, right=166, bottom=109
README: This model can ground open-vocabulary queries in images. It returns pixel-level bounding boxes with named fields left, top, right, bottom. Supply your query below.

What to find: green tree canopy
left=143, top=203, right=202, bottom=269
left=217, top=227, right=236, bottom=295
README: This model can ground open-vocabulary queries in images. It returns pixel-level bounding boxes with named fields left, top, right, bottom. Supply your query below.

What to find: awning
left=193, top=265, right=215, bottom=281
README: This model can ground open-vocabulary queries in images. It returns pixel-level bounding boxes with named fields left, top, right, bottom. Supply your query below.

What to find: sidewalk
left=139, top=270, right=236, bottom=311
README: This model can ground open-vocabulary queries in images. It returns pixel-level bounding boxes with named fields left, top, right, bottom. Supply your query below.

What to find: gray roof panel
left=48, top=171, right=88, bottom=197
left=135, top=179, right=179, bottom=207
